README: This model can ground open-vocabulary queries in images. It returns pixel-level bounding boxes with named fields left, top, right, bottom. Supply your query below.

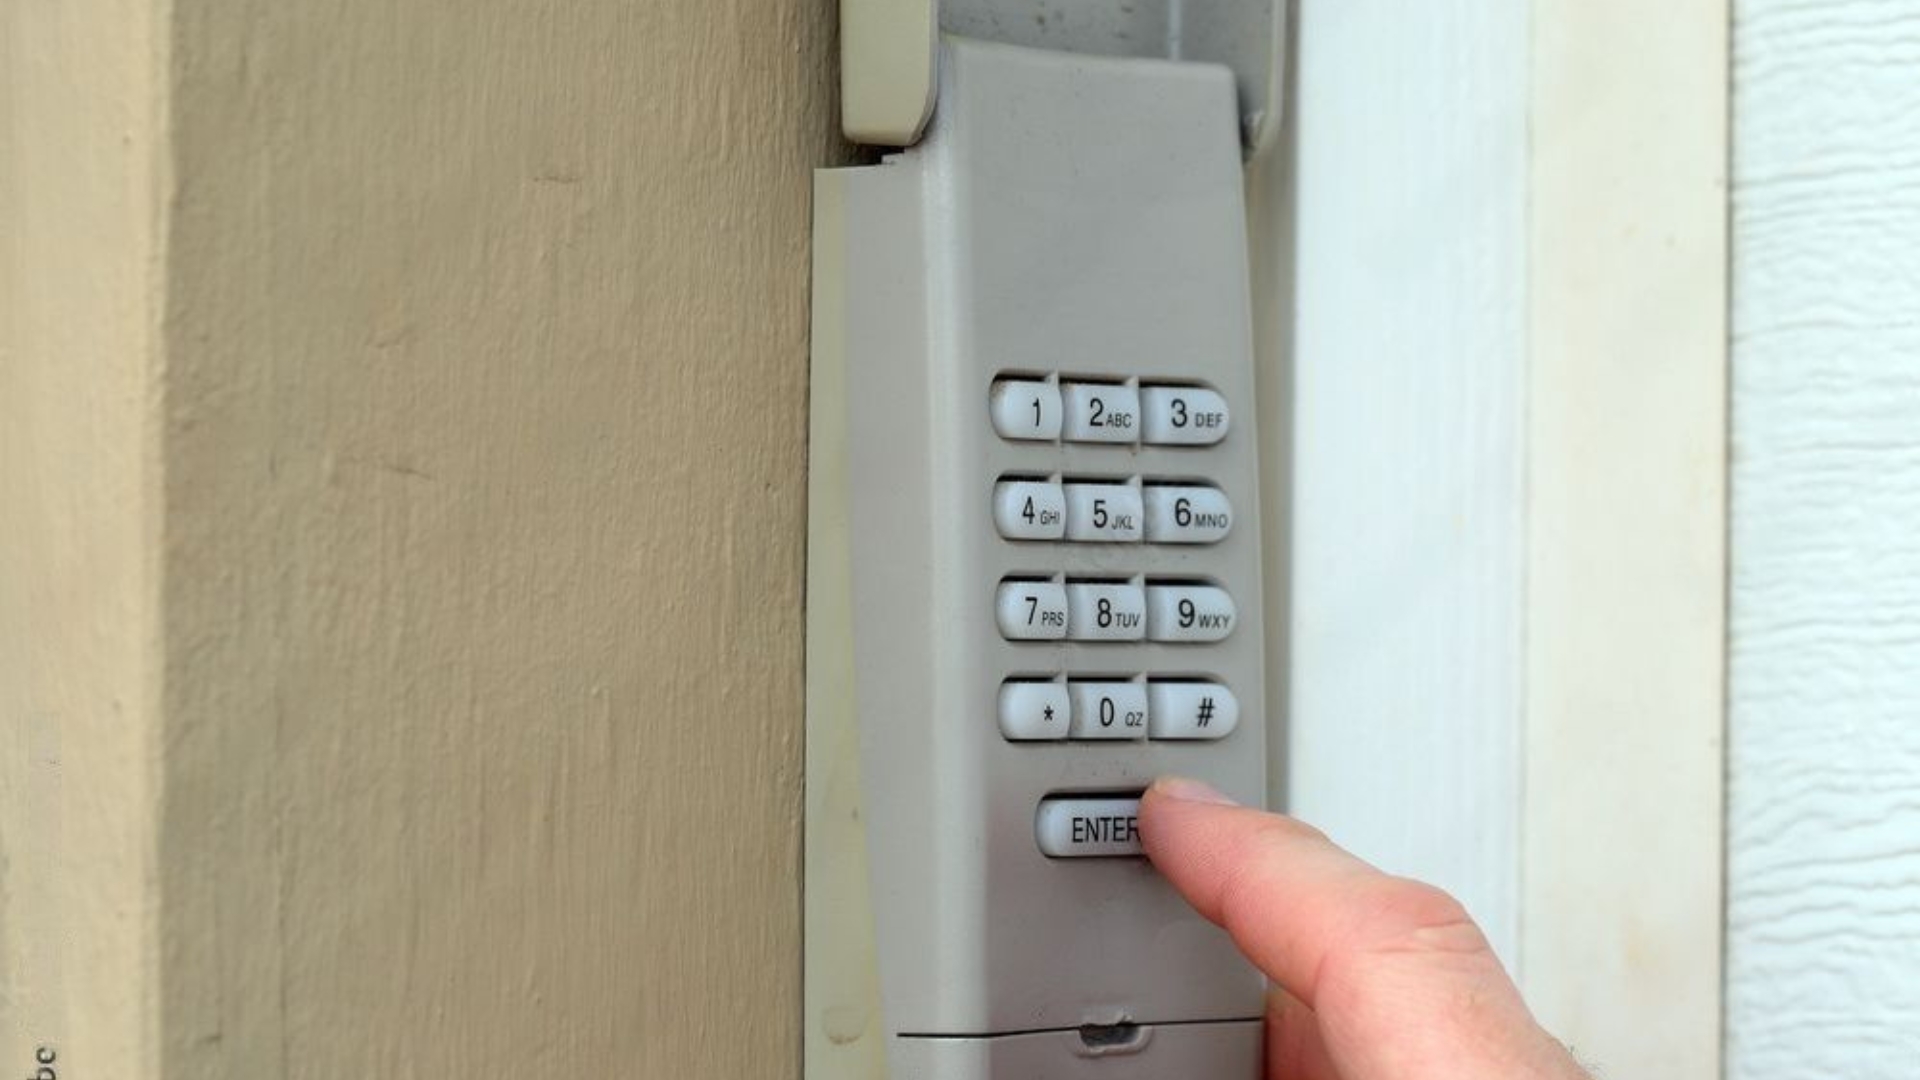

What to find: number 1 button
left=990, top=379, right=1062, bottom=441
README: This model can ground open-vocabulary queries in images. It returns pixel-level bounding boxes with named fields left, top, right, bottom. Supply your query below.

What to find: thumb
left=1139, top=778, right=1588, bottom=1080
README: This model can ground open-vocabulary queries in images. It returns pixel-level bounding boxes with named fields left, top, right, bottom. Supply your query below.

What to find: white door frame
left=1256, top=3, right=1727, bottom=1077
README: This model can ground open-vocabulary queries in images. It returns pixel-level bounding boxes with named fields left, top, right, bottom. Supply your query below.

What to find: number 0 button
left=1062, top=383, right=1140, bottom=443
left=1068, top=681, right=1148, bottom=740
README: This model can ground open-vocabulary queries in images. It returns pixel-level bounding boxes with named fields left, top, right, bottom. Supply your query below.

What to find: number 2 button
left=1062, top=383, right=1139, bottom=444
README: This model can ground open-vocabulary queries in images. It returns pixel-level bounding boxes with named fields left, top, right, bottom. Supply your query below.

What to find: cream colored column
left=1524, top=2, right=1728, bottom=1077
left=2, top=0, right=166, bottom=1075
left=5, top=0, right=842, bottom=1075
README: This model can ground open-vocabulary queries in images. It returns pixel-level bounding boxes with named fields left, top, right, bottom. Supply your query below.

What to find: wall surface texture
left=1729, top=1, right=1920, bottom=1076
left=6, top=0, right=842, bottom=1076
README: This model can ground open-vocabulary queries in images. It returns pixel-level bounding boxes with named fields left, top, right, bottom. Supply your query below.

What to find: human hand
left=1139, top=778, right=1591, bottom=1080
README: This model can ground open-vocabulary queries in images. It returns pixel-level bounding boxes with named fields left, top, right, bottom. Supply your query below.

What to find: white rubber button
left=1140, top=386, right=1230, bottom=445
left=1065, top=583, right=1146, bottom=641
left=1067, top=681, right=1148, bottom=739
left=1143, top=485, right=1232, bottom=544
left=1147, top=683, right=1238, bottom=740
left=990, top=379, right=1063, bottom=441
left=997, top=580, right=1069, bottom=640
left=1036, top=796, right=1143, bottom=857
left=1061, top=383, right=1140, bottom=443
left=1145, top=584, right=1236, bottom=642
left=1063, top=483, right=1143, bottom=542
left=999, top=681, right=1071, bottom=740
left=993, top=481, right=1066, bottom=540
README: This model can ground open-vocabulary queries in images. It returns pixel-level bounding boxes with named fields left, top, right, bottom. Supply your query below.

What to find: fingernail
left=1152, top=776, right=1238, bottom=806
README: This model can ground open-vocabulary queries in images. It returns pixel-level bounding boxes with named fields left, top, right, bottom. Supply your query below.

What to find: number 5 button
left=1063, top=483, right=1142, bottom=542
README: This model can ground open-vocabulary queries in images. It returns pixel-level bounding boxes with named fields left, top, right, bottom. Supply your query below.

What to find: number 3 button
left=1141, top=386, right=1229, bottom=445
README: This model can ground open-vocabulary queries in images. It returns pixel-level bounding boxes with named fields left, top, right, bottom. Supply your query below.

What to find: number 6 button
left=1143, top=484, right=1232, bottom=543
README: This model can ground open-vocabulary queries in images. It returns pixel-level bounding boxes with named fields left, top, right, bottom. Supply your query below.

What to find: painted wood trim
left=1283, top=0, right=1532, bottom=962
left=1, top=0, right=166, bottom=1072
left=1522, top=2, right=1729, bottom=1076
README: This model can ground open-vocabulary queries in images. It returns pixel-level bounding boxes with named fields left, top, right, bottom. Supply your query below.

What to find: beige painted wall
left=5, top=0, right=842, bottom=1075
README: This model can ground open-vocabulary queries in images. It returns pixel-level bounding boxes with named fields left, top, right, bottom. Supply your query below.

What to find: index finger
left=1139, top=777, right=1589, bottom=1080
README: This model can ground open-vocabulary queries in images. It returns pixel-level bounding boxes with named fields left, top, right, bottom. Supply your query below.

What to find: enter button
left=1035, top=796, right=1143, bottom=858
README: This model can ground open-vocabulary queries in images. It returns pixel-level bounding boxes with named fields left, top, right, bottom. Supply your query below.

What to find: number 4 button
left=993, top=481, right=1066, bottom=540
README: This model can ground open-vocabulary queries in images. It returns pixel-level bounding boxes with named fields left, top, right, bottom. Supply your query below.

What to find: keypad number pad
left=988, top=373, right=1245, bottom=764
